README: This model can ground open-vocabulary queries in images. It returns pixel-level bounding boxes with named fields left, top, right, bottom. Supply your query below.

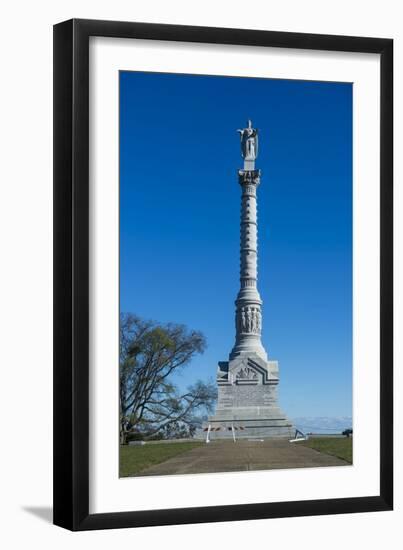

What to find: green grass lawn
left=120, top=441, right=204, bottom=477
left=301, top=437, right=353, bottom=463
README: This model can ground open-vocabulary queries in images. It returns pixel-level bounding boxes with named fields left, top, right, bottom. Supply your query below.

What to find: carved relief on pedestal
left=256, top=309, right=262, bottom=332
left=236, top=306, right=262, bottom=335
left=236, top=366, right=258, bottom=381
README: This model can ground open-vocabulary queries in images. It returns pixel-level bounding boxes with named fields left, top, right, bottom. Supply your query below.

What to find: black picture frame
left=53, top=18, right=393, bottom=531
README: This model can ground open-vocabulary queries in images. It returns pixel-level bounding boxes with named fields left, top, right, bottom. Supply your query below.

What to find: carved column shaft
left=230, top=122, right=267, bottom=361
left=240, top=175, right=259, bottom=286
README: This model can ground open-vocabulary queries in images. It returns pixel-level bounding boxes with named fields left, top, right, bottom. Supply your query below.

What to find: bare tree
left=120, top=313, right=216, bottom=444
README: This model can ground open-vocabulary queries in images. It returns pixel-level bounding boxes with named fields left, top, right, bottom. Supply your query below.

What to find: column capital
left=238, top=169, right=261, bottom=186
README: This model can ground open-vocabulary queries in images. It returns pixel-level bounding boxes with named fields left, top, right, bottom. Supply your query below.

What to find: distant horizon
left=120, top=71, right=352, bottom=419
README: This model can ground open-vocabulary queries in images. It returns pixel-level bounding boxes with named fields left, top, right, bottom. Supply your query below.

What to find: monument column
left=200, top=120, right=294, bottom=440
left=230, top=120, right=267, bottom=360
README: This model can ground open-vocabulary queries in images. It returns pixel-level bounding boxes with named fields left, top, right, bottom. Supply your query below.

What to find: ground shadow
left=22, top=506, right=53, bottom=524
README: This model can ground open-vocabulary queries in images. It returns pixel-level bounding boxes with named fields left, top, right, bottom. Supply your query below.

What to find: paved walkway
left=137, top=439, right=349, bottom=476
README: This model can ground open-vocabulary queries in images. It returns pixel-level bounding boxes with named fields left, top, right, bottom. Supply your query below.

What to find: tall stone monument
left=205, top=120, right=294, bottom=439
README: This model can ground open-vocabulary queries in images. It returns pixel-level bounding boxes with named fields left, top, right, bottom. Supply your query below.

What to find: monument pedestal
left=201, top=352, right=294, bottom=439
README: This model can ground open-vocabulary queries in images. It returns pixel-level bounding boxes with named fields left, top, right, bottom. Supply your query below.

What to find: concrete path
left=136, top=439, right=349, bottom=476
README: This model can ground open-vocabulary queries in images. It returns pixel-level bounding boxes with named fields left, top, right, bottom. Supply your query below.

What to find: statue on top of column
left=237, top=119, right=259, bottom=161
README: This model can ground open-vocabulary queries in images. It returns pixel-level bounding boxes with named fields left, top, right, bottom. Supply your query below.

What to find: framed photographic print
left=53, top=19, right=393, bottom=530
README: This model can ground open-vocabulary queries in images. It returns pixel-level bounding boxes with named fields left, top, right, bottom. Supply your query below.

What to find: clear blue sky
left=120, top=71, right=352, bottom=419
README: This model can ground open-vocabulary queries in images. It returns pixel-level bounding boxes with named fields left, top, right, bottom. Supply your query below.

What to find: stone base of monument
left=197, top=352, right=294, bottom=440
left=199, top=412, right=294, bottom=440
